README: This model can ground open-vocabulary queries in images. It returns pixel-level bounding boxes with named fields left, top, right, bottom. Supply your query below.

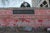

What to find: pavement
left=0, top=31, right=48, bottom=33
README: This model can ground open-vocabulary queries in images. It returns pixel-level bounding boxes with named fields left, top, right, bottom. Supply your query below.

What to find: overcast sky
left=0, top=0, right=32, bottom=8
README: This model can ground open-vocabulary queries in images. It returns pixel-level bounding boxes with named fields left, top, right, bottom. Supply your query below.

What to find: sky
left=0, top=0, right=32, bottom=8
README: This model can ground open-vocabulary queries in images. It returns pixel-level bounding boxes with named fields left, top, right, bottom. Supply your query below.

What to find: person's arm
left=20, top=4, right=25, bottom=7
left=27, top=3, right=31, bottom=7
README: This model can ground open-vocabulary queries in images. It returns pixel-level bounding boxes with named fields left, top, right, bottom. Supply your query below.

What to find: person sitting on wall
left=20, top=2, right=31, bottom=7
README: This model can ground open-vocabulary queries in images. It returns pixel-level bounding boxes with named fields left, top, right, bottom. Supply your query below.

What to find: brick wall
left=0, top=8, right=50, bottom=27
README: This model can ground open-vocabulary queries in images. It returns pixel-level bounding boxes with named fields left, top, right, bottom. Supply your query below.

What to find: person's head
left=21, top=2, right=30, bottom=7
left=23, top=2, right=28, bottom=7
